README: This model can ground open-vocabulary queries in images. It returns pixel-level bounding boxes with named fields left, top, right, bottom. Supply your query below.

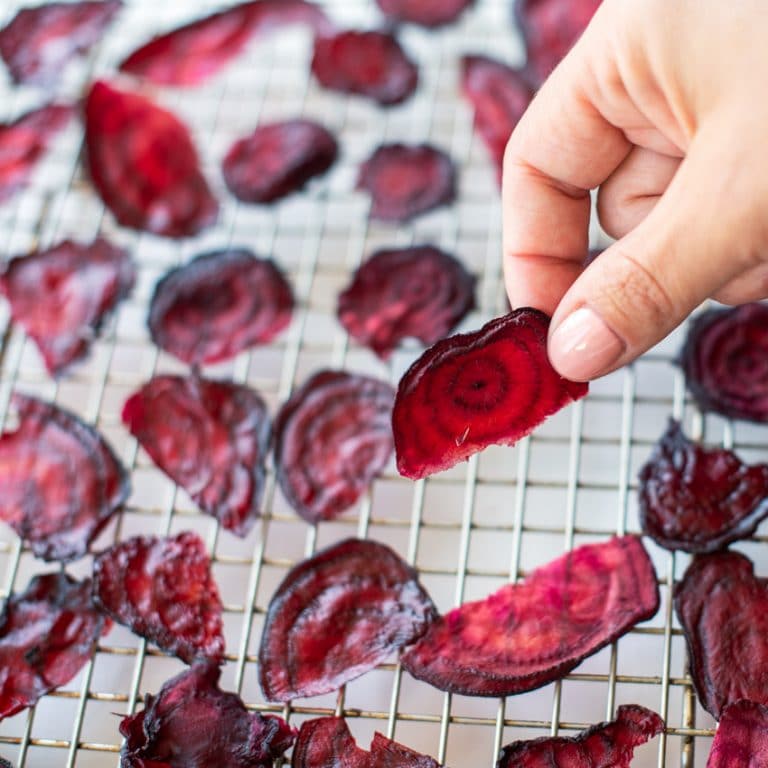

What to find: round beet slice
left=259, top=538, right=435, bottom=702
left=274, top=371, right=395, bottom=523
left=393, top=309, right=588, bottom=480
left=707, top=700, right=768, bottom=767
left=222, top=119, right=338, bottom=204
left=148, top=249, right=294, bottom=366
left=337, top=245, right=476, bottom=359
left=375, top=0, right=474, bottom=27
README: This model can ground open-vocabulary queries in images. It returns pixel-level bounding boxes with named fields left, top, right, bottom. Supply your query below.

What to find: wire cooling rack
left=1, top=0, right=767, bottom=766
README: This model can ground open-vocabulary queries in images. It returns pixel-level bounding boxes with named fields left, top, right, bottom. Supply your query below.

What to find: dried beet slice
left=1, top=238, right=135, bottom=376
left=84, top=80, right=218, bottom=238
left=375, top=0, right=474, bottom=27
left=707, top=700, right=768, bottom=767
left=93, top=531, right=224, bottom=664
left=679, top=303, right=768, bottom=423
left=0, top=394, right=129, bottom=562
left=273, top=371, right=395, bottom=523
left=337, top=245, right=476, bottom=360
left=393, top=309, right=588, bottom=479
left=122, top=375, right=270, bottom=537
left=401, top=535, right=659, bottom=697
left=148, top=249, right=293, bottom=366
left=121, top=661, right=295, bottom=768
left=259, top=538, right=435, bottom=702
left=0, top=758, right=11, bottom=768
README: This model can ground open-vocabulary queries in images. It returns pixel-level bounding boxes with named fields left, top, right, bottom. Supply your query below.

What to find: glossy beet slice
left=0, top=394, right=129, bottom=562
left=121, top=661, right=295, bottom=768
left=259, top=538, right=435, bottom=702
left=707, top=700, right=768, bottom=767
left=1, top=238, right=135, bottom=376
left=93, top=531, right=224, bottom=664
left=274, top=371, right=395, bottom=523
left=122, top=375, right=269, bottom=537
left=393, top=309, right=588, bottom=479
left=375, top=0, right=474, bottom=27
left=401, top=536, right=658, bottom=697
left=148, top=249, right=294, bottom=366
left=84, top=81, right=218, bottom=238
left=337, top=245, right=476, bottom=360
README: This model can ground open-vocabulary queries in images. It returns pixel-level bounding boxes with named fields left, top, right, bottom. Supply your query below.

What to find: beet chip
left=0, top=394, right=129, bottom=562
left=707, top=700, right=768, bottom=767
left=0, top=572, right=110, bottom=721
left=148, top=249, right=293, bottom=366
left=393, top=309, right=588, bottom=479
left=121, top=661, right=295, bottom=768
left=122, top=375, right=269, bottom=536
left=312, top=30, right=418, bottom=106
left=274, top=371, right=395, bottom=523
left=401, top=536, right=658, bottom=697
left=84, top=81, right=218, bottom=238
left=375, top=0, right=474, bottom=27
left=93, top=531, right=224, bottom=664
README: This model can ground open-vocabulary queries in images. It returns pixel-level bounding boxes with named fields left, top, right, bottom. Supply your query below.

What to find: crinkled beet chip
left=375, top=0, right=474, bottom=27
left=121, top=661, right=295, bottom=768
left=707, top=700, right=768, bottom=767
left=84, top=81, right=218, bottom=238
left=0, top=757, right=11, bottom=767
left=0, top=394, right=129, bottom=562
left=148, top=249, right=293, bottom=366
left=274, top=371, right=395, bottom=523
left=122, top=375, right=270, bottom=537
left=639, top=420, right=768, bottom=554
left=259, top=538, right=435, bottom=702
left=93, top=531, right=224, bottom=664
left=393, top=309, right=588, bottom=480
left=337, top=245, right=476, bottom=360
left=1, top=238, right=135, bottom=376
left=401, top=536, right=658, bottom=697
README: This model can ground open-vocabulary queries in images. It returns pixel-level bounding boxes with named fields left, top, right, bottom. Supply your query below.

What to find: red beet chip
left=259, top=538, right=435, bottom=702
left=121, top=660, right=295, bottom=768
left=707, top=700, right=768, bottom=767
left=0, top=394, right=129, bottom=563
left=93, top=531, right=224, bottom=664
left=148, top=249, right=293, bottom=366
left=274, top=371, right=395, bottom=523
left=393, top=309, right=588, bottom=480
left=84, top=80, right=218, bottom=238
left=375, top=0, right=474, bottom=27
left=122, top=375, right=270, bottom=537
left=312, top=30, right=418, bottom=106
left=401, top=536, right=658, bottom=697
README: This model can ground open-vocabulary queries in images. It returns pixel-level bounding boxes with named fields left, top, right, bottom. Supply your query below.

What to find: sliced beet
left=0, top=394, right=129, bottom=563
left=120, top=660, right=295, bottom=768
left=273, top=371, right=395, bottom=523
left=1, top=237, right=135, bottom=376
left=707, top=700, right=768, bottom=767
left=375, top=0, right=474, bottom=27
left=122, top=375, right=269, bottom=537
left=337, top=245, right=476, bottom=360
left=401, top=535, right=659, bottom=697
left=311, top=30, right=418, bottom=106
left=148, top=249, right=294, bottom=366
left=84, top=80, right=218, bottom=238
left=393, top=309, right=588, bottom=480
left=93, top=531, right=224, bottom=664
left=679, top=303, right=768, bottom=423
left=259, top=538, right=435, bottom=702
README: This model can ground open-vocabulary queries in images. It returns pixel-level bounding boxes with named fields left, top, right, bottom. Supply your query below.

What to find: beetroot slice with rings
left=274, top=371, right=395, bottom=523
left=259, top=538, right=436, bottom=702
left=401, top=535, right=659, bottom=697
left=393, top=309, right=588, bottom=480
left=148, top=249, right=294, bottom=366
left=707, top=700, right=768, bottom=767
left=122, top=375, right=270, bottom=537
left=375, top=0, right=475, bottom=28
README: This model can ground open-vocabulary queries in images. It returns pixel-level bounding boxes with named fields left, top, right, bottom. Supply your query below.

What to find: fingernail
left=549, top=306, right=625, bottom=381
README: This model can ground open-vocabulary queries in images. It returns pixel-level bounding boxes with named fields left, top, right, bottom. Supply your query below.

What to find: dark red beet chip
left=93, top=531, right=224, bottom=664
left=120, top=661, right=295, bottom=768
left=707, top=700, right=768, bottom=767
left=393, top=309, right=588, bottom=480
left=122, top=375, right=270, bottom=537
left=401, top=536, right=659, bottom=697
left=148, top=249, right=293, bottom=366
left=84, top=80, right=218, bottom=238
left=312, top=30, right=418, bottom=106
left=375, top=0, right=474, bottom=27
left=0, top=394, right=129, bottom=563
left=274, top=371, right=395, bottom=523
left=1, top=237, right=135, bottom=376
left=259, top=538, right=435, bottom=702
left=0, top=758, right=11, bottom=767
